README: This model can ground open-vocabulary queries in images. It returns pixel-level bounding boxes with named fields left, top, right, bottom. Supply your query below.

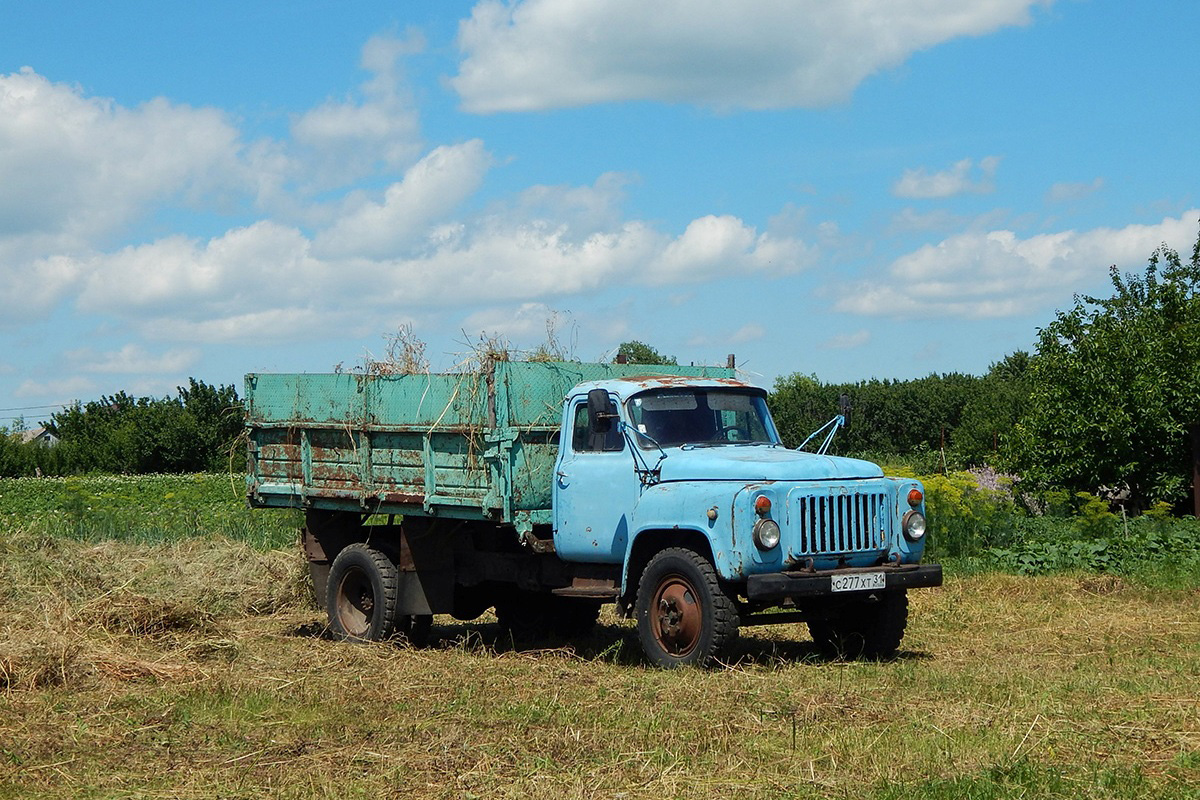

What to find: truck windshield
left=626, top=389, right=779, bottom=447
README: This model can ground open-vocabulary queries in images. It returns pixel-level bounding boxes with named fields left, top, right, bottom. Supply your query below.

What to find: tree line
left=768, top=351, right=1030, bottom=469
left=1, top=379, right=242, bottom=478
left=5, top=224, right=1200, bottom=512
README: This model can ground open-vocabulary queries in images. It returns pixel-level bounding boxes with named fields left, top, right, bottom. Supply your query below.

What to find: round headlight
left=753, top=518, right=781, bottom=550
left=903, top=510, right=927, bottom=541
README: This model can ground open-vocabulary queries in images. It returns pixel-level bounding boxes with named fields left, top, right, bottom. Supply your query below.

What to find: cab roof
left=568, top=374, right=763, bottom=402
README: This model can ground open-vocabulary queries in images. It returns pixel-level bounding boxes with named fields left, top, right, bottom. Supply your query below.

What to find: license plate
left=831, top=572, right=886, bottom=593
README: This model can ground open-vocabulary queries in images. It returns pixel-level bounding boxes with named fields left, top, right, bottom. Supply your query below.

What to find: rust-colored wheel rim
left=651, top=575, right=702, bottom=657
left=335, top=569, right=374, bottom=637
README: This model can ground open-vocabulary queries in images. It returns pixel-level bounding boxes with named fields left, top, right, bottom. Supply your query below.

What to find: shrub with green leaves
left=889, top=467, right=1200, bottom=587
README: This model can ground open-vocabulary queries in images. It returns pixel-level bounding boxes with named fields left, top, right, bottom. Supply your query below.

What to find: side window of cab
left=571, top=400, right=624, bottom=452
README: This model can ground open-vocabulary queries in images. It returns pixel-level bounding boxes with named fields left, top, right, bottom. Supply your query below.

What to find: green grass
left=0, top=474, right=1197, bottom=797
left=0, top=565, right=1196, bottom=798
left=0, top=472, right=301, bottom=549
left=876, top=760, right=1198, bottom=799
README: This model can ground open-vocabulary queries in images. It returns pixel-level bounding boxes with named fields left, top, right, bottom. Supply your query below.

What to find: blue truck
left=245, top=360, right=941, bottom=667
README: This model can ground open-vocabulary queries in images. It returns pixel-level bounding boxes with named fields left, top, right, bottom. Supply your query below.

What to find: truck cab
left=552, top=377, right=941, bottom=665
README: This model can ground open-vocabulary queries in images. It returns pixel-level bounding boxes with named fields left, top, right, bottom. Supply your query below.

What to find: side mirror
left=587, top=388, right=614, bottom=433
left=838, top=393, right=852, bottom=431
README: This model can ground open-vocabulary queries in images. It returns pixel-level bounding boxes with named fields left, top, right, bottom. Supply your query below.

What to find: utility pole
left=1192, top=425, right=1200, bottom=518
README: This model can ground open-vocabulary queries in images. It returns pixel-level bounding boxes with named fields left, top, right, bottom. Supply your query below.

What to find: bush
left=887, top=466, right=1200, bottom=587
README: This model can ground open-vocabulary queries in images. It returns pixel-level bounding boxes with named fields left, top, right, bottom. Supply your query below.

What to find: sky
left=1, top=0, right=1198, bottom=428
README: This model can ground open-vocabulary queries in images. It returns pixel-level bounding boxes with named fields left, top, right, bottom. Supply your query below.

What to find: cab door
left=552, top=394, right=637, bottom=563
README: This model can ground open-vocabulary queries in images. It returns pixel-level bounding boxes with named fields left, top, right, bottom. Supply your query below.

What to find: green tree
left=179, top=378, right=244, bottom=470
left=614, top=340, right=677, bottom=365
left=1010, top=225, right=1200, bottom=509
left=954, top=351, right=1031, bottom=466
left=45, top=379, right=242, bottom=475
left=767, top=373, right=837, bottom=448
left=769, top=371, right=985, bottom=461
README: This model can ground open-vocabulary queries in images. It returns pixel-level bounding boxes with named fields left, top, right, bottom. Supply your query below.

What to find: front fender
left=619, top=481, right=749, bottom=593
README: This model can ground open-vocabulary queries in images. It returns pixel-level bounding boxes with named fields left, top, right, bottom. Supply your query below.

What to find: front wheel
left=635, top=548, right=739, bottom=668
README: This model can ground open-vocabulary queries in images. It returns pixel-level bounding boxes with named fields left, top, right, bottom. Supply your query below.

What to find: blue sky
left=2, top=0, right=1198, bottom=428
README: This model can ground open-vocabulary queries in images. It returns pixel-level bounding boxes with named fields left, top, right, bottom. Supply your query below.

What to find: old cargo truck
left=245, top=360, right=941, bottom=667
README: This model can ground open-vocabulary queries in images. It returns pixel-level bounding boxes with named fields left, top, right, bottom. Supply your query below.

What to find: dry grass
left=368, top=323, right=431, bottom=376
left=0, top=531, right=1197, bottom=799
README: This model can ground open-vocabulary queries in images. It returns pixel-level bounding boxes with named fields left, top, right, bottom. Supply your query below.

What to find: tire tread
left=636, top=547, right=739, bottom=667
left=326, top=543, right=400, bottom=642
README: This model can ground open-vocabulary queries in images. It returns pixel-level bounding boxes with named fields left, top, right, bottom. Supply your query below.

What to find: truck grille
left=791, top=491, right=887, bottom=555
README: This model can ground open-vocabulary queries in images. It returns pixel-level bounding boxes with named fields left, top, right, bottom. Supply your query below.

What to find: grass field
left=1, top=475, right=1198, bottom=798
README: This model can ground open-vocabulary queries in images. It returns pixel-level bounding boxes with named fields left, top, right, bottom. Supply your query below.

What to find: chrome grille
left=792, top=491, right=887, bottom=555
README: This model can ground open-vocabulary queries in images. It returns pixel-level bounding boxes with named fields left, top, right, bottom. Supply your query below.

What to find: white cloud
left=458, top=305, right=588, bottom=358
left=730, top=323, right=766, bottom=344
left=822, top=330, right=871, bottom=349
left=140, top=308, right=345, bottom=344
left=507, top=172, right=635, bottom=234
left=649, top=215, right=816, bottom=284
left=14, top=376, right=97, bottom=401
left=59, top=193, right=815, bottom=344
left=0, top=59, right=821, bottom=347
left=837, top=211, right=1200, bottom=318
left=687, top=322, right=767, bottom=348
left=1046, top=177, right=1104, bottom=203
left=461, top=303, right=558, bottom=341
left=65, top=344, right=199, bottom=375
left=75, top=222, right=319, bottom=314
left=0, top=254, right=82, bottom=323
left=288, top=32, right=425, bottom=191
left=0, top=37, right=429, bottom=258
left=892, top=156, right=1000, bottom=199
left=452, top=1, right=1044, bottom=112
left=314, top=140, right=492, bottom=259
left=0, top=68, right=241, bottom=241
left=0, top=68, right=244, bottom=320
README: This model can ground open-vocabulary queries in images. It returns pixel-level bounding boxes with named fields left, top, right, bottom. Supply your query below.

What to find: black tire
left=395, top=614, right=434, bottom=647
left=635, top=548, right=739, bottom=668
left=326, top=544, right=400, bottom=642
left=807, top=590, right=908, bottom=660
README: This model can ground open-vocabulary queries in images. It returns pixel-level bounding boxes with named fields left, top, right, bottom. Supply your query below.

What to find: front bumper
left=746, top=563, right=943, bottom=601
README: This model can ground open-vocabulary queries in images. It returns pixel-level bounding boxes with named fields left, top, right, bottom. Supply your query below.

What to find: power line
left=0, top=403, right=71, bottom=412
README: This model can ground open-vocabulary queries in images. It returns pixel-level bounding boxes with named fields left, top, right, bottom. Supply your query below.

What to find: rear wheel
left=807, top=590, right=908, bottom=660
left=635, top=548, right=739, bottom=668
left=326, top=544, right=399, bottom=642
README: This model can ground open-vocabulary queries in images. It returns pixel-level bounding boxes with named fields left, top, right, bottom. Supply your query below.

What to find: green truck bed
left=245, top=360, right=734, bottom=524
